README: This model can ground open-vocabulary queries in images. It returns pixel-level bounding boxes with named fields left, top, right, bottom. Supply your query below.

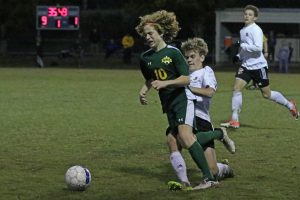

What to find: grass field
left=0, top=67, right=299, bottom=200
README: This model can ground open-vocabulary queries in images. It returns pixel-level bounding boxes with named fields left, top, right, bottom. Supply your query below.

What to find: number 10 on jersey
left=154, top=68, right=167, bottom=80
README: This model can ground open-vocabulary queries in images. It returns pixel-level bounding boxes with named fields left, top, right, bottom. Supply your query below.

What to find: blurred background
left=0, top=0, right=299, bottom=69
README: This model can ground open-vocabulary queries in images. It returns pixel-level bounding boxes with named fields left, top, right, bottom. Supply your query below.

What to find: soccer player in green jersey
left=136, top=10, right=218, bottom=190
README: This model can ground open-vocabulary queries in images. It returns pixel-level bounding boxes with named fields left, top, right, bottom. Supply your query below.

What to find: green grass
left=0, top=67, right=299, bottom=200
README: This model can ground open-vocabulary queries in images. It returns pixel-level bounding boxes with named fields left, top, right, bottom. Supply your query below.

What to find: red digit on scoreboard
left=74, top=17, right=79, bottom=26
left=56, top=20, right=61, bottom=28
left=58, top=7, right=68, bottom=17
left=48, top=7, right=57, bottom=17
left=41, top=16, right=48, bottom=26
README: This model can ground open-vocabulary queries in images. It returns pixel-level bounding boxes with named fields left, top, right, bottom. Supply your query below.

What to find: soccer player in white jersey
left=167, top=38, right=235, bottom=191
left=183, top=38, right=235, bottom=182
left=221, top=5, right=299, bottom=128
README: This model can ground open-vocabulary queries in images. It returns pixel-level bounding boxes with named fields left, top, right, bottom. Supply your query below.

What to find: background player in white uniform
left=221, top=5, right=299, bottom=128
left=168, top=38, right=235, bottom=191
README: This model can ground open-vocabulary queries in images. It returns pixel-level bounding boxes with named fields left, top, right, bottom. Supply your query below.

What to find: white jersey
left=238, top=23, right=268, bottom=70
left=189, top=66, right=217, bottom=123
left=185, top=87, right=197, bottom=100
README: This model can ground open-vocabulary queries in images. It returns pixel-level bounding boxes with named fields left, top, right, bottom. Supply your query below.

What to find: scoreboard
left=36, top=5, right=80, bottom=30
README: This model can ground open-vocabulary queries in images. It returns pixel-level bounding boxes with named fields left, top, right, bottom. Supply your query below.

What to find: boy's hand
left=151, top=80, right=167, bottom=90
left=139, top=92, right=148, bottom=105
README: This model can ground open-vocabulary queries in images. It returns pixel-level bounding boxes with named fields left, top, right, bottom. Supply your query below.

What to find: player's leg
left=194, top=128, right=235, bottom=154
left=221, top=74, right=248, bottom=128
left=178, top=124, right=219, bottom=190
left=166, top=128, right=191, bottom=187
left=232, top=78, right=247, bottom=122
left=166, top=100, right=216, bottom=190
left=194, top=119, right=220, bottom=176
left=261, top=86, right=299, bottom=119
left=194, top=130, right=222, bottom=145
left=257, top=67, right=299, bottom=119
left=196, top=118, right=234, bottom=180
left=177, top=124, right=214, bottom=179
left=204, top=147, right=218, bottom=176
left=174, top=100, right=218, bottom=189
left=203, top=147, right=233, bottom=180
left=167, top=133, right=193, bottom=191
left=194, top=117, right=222, bottom=144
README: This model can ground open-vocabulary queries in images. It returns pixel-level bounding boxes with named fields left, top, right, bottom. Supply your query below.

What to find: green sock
left=195, top=129, right=223, bottom=146
left=188, top=141, right=215, bottom=180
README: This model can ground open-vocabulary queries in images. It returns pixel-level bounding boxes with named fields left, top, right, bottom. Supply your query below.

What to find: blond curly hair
left=135, top=10, right=180, bottom=42
left=181, top=38, right=208, bottom=56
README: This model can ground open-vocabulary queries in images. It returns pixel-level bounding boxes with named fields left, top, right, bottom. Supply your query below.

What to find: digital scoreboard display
left=36, top=6, right=80, bottom=30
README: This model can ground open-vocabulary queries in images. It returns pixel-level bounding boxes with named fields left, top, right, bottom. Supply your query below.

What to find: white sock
left=231, top=91, right=242, bottom=121
left=269, top=91, right=292, bottom=109
left=170, top=151, right=190, bottom=185
left=217, top=163, right=230, bottom=179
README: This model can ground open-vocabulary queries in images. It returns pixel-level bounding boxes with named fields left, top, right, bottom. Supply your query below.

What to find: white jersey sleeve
left=202, top=66, right=217, bottom=91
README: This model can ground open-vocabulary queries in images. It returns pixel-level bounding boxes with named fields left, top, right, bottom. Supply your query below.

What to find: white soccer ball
left=65, top=165, right=91, bottom=191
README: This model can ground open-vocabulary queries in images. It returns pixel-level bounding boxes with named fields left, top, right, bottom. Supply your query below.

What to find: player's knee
left=262, top=94, right=269, bottom=99
left=167, top=134, right=178, bottom=152
left=167, top=135, right=176, bottom=145
left=232, top=86, right=242, bottom=93
left=177, top=132, right=195, bottom=149
left=261, top=91, right=270, bottom=99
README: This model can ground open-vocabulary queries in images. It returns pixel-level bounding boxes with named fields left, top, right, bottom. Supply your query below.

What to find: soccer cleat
left=182, top=185, right=193, bottom=191
left=192, top=178, right=219, bottom=190
left=221, top=159, right=229, bottom=165
left=220, top=120, right=240, bottom=128
left=218, top=127, right=236, bottom=154
left=167, top=181, right=192, bottom=191
left=289, top=100, right=299, bottom=120
left=168, top=181, right=182, bottom=191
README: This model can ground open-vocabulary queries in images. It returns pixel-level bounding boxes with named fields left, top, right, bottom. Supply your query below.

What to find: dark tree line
left=0, top=0, right=299, bottom=44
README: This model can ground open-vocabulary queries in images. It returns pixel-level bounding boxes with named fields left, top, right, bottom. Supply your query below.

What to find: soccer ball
left=65, top=165, right=91, bottom=191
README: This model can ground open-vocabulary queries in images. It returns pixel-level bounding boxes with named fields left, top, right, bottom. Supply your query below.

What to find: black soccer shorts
left=235, top=66, right=269, bottom=88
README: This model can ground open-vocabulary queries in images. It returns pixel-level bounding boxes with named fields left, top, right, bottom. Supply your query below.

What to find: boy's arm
left=188, top=86, right=215, bottom=98
left=240, top=27, right=263, bottom=52
left=139, top=79, right=152, bottom=105
left=151, top=75, right=190, bottom=90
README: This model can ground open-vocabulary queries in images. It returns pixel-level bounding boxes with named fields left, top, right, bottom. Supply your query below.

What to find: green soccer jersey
left=140, top=45, right=189, bottom=112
